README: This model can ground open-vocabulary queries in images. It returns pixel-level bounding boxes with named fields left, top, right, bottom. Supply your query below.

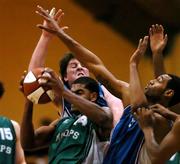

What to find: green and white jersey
left=48, top=115, right=108, bottom=164
left=0, top=116, right=16, bottom=164
left=167, top=152, right=180, bottom=164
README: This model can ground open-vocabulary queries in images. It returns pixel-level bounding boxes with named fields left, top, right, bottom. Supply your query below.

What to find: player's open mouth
left=77, top=72, right=85, bottom=76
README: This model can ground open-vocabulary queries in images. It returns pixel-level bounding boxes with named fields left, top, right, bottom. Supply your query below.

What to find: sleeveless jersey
left=103, top=106, right=144, bottom=164
left=48, top=115, right=107, bottom=164
left=167, top=152, right=180, bottom=164
left=0, top=116, right=16, bottom=164
left=62, top=83, right=108, bottom=117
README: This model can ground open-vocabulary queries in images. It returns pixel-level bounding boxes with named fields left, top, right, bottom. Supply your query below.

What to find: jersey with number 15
left=0, top=116, right=16, bottom=164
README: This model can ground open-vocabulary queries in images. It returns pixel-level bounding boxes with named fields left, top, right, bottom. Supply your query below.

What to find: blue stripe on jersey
left=62, top=83, right=108, bottom=117
left=103, top=106, right=144, bottom=164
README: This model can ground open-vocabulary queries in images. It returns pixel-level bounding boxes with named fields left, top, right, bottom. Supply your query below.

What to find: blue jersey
left=62, top=83, right=108, bottom=117
left=103, top=106, right=144, bottom=164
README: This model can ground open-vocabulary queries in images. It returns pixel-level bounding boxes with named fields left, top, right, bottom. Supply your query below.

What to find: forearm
left=28, top=35, right=52, bottom=70
left=62, top=89, right=112, bottom=128
left=143, top=128, right=162, bottom=164
left=129, top=63, right=148, bottom=110
left=56, top=30, right=102, bottom=67
left=152, top=52, right=166, bottom=78
left=21, top=99, right=36, bottom=149
left=56, top=29, right=129, bottom=105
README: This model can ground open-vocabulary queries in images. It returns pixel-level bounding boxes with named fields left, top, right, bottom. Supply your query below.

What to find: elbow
left=100, top=113, right=113, bottom=130
left=21, top=143, right=32, bottom=151
left=21, top=140, right=35, bottom=151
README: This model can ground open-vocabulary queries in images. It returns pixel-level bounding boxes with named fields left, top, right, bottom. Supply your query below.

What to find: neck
left=148, top=98, right=169, bottom=107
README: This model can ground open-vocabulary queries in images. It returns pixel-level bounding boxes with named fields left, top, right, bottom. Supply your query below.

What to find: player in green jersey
left=0, top=81, right=26, bottom=164
left=20, top=71, right=113, bottom=163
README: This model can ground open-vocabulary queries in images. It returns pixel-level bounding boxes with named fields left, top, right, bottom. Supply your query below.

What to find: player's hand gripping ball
left=23, top=67, right=55, bottom=104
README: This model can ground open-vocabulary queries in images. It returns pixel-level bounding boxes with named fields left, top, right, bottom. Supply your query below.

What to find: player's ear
left=90, top=92, right=98, bottom=102
left=164, top=89, right=174, bottom=98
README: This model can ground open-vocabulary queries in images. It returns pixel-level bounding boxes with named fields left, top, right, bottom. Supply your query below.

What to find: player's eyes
left=71, top=63, right=77, bottom=68
left=76, top=91, right=83, bottom=95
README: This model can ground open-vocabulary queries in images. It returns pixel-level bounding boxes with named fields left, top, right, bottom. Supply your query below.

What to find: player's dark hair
left=166, top=74, right=180, bottom=106
left=73, top=76, right=99, bottom=95
left=0, top=81, right=5, bottom=98
left=59, top=52, right=75, bottom=83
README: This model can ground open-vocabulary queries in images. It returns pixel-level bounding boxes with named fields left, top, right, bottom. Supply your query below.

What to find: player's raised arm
left=150, top=24, right=167, bottom=78
left=28, top=7, right=66, bottom=71
left=36, top=6, right=130, bottom=107
left=129, top=36, right=149, bottom=111
left=20, top=73, right=57, bottom=151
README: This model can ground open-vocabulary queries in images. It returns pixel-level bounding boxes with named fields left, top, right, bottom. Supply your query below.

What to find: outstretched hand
left=130, top=36, right=149, bottom=66
left=149, top=24, right=168, bottom=54
left=36, top=5, right=68, bottom=36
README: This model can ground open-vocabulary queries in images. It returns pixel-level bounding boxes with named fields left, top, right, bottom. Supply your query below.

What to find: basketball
left=23, top=67, right=55, bottom=104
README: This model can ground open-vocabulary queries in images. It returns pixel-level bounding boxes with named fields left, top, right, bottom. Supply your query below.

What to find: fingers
left=36, top=6, right=64, bottom=22
left=19, top=70, right=27, bottom=93
left=164, top=34, right=168, bottom=45
left=38, top=68, right=60, bottom=85
left=36, top=5, right=49, bottom=17
left=137, top=36, right=149, bottom=52
left=44, top=67, right=59, bottom=79
left=138, top=36, right=148, bottom=46
left=150, top=104, right=178, bottom=121
left=49, top=7, right=56, bottom=17
left=149, top=24, right=166, bottom=37
left=55, top=9, right=64, bottom=22
left=36, top=5, right=54, bottom=23
left=61, top=26, right=69, bottom=31
left=36, top=10, right=51, bottom=22
left=134, top=107, right=151, bottom=118
left=150, top=104, right=167, bottom=113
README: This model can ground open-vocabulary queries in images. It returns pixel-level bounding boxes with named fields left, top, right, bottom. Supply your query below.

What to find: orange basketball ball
left=23, top=67, right=55, bottom=104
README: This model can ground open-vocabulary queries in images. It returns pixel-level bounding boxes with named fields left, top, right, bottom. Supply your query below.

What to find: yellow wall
left=0, top=0, right=179, bottom=127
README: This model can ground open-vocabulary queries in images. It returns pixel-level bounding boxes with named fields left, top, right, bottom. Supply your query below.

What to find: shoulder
left=173, top=116, right=180, bottom=134
left=11, top=120, right=20, bottom=137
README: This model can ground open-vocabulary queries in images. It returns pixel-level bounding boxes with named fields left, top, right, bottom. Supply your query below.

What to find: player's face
left=71, top=83, right=92, bottom=100
left=71, top=83, right=94, bottom=111
left=64, top=59, right=89, bottom=86
left=144, top=74, right=172, bottom=98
